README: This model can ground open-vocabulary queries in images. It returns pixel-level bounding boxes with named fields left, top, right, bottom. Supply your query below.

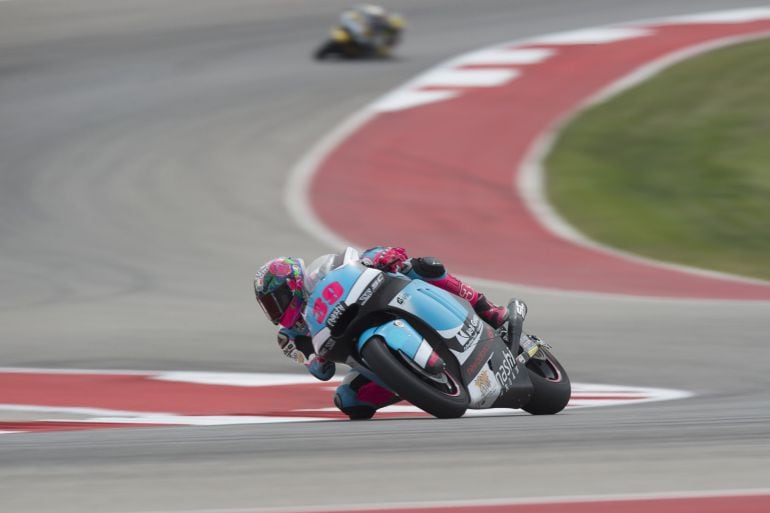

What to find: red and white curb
left=0, top=368, right=691, bottom=434
left=291, top=7, right=770, bottom=300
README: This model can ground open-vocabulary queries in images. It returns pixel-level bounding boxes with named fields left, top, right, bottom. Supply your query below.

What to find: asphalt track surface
left=1, top=1, right=770, bottom=512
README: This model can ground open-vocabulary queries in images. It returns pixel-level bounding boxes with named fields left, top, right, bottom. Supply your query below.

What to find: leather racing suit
left=276, top=246, right=509, bottom=419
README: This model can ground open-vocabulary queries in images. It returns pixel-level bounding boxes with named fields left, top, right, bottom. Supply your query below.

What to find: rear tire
left=522, top=348, right=571, bottom=415
left=361, top=337, right=468, bottom=419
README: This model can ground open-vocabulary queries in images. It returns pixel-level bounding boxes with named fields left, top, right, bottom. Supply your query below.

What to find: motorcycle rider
left=254, top=246, right=517, bottom=419
left=338, top=4, right=404, bottom=56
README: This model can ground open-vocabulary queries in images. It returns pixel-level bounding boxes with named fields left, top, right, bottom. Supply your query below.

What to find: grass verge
left=546, top=37, right=770, bottom=282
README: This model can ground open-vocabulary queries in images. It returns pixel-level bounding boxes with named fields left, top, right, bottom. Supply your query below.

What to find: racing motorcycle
left=304, top=249, right=571, bottom=418
left=314, top=21, right=402, bottom=60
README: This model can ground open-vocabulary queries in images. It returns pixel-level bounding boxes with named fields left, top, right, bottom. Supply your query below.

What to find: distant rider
left=338, top=4, right=404, bottom=56
left=254, top=246, right=518, bottom=419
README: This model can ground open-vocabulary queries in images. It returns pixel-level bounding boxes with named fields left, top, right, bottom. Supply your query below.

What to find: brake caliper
left=517, top=334, right=550, bottom=364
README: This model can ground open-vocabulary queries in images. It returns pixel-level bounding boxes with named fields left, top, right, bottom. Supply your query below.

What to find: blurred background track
left=1, top=1, right=769, bottom=512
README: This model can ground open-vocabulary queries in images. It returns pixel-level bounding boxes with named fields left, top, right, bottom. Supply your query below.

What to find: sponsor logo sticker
left=457, top=315, right=483, bottom=350
left=495, top=350, right=519, bottom=392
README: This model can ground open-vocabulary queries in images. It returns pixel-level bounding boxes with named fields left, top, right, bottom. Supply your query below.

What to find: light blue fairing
left=304, top=257, right=470, bottom=366
left=357, top=320, right=424, bottom=359
left=357, top=279, right=468, bottom=356
left=394, top=280, right=468, bottom=331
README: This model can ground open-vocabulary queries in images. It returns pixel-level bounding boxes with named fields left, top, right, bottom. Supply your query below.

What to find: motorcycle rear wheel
left=522, top=347, right=571, bottom=415
left=361, top=336, right=469, bottom=419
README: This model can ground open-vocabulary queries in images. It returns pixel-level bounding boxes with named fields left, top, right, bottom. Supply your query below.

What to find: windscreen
left=303, top=247, right=360, bottom=295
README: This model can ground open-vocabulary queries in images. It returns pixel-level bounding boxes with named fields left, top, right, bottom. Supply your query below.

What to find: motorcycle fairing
left=357, top=320, right=437, bottom=370
left=374, top=279, right=534, bottom=409
left=436, top=319, right=532, bottom=409
left=386, top=281, right=470, bottom=332
left=303, top=263, right=534, bottom=410
left=305, top=262, right=382, bottom=353
left=487, top=344, right=533, bottom=409
left=330, top=27, right=351, bottom=43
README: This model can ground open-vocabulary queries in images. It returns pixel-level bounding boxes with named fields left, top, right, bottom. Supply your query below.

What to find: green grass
left=545, top=37, right=770, bottom=282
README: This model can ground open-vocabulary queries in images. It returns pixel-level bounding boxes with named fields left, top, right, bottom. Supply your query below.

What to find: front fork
left=517, top=334, right=551, bottom=364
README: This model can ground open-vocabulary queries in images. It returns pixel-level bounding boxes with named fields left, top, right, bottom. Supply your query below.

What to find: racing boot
left=473, top=293, right=510, bottom=329
left=333, top=371, right=400, bottom=420
left=505, top=298, right=528, bottom=349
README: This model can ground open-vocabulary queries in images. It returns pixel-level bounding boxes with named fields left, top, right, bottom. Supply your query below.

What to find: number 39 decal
left=312, top=282, right=344, bottom=324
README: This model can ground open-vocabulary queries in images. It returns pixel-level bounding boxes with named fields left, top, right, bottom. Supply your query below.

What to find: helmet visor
left=257, top=282, right=294, bottom=325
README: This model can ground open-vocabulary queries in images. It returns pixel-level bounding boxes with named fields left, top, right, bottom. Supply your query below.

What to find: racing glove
left=277, top=331, right=336, bottom=381
left=277, top=330, right=305, bottom=363
left=370, top=247, right=409, bottom=273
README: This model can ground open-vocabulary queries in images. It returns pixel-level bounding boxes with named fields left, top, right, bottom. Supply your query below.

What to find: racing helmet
left=254, top=257, right=306, bottom=328
left=357, top=4, right=388, bottom=28
left=358, top=4, right=386, bottom=17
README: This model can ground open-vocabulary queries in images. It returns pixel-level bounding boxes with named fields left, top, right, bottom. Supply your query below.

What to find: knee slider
left=334, top=384, right=376, bottom=420
left=410, top=256, right=446, bottom=280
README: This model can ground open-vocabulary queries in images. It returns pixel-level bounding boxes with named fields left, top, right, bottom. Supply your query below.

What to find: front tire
left=361, top=337, right=469, bottom=419
left=522, top=348, right=571, bottom=415
left=314, top=41, right=338, bottom=60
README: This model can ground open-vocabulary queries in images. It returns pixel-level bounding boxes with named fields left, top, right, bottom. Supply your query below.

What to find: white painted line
left=660, top=7, right=770, bottom=24
left=571, top=383, right=692, bottom=406
left=531, top=27, right=653, bottom=45
left=372, top=89, right=460, bottom=112
left=0, top=367, right=153, bottom=375
left=573, top=382, right=689, bottom=394
left=0, top=430, right=24, bottom=435
left=413, top=68, right=519, bottom=88
left=0, top=368, right=332, bottom=386
left=0, top=405, right=334, bottom=426
left=152, top=371, right=330, bottom=387
left=72, top=415, right=335, bottom=426
left=0, top=403, right=177, bottom=418
left=449, top=47, right=555, bottom=66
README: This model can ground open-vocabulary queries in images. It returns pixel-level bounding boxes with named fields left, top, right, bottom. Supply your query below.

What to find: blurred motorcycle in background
left=314, top=4, right=405, bottom=60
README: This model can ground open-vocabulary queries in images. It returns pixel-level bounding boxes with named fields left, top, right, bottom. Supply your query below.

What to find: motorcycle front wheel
left=314, top=40, right=341, bottom=59
left=361, top=336, right=469, bottom=419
